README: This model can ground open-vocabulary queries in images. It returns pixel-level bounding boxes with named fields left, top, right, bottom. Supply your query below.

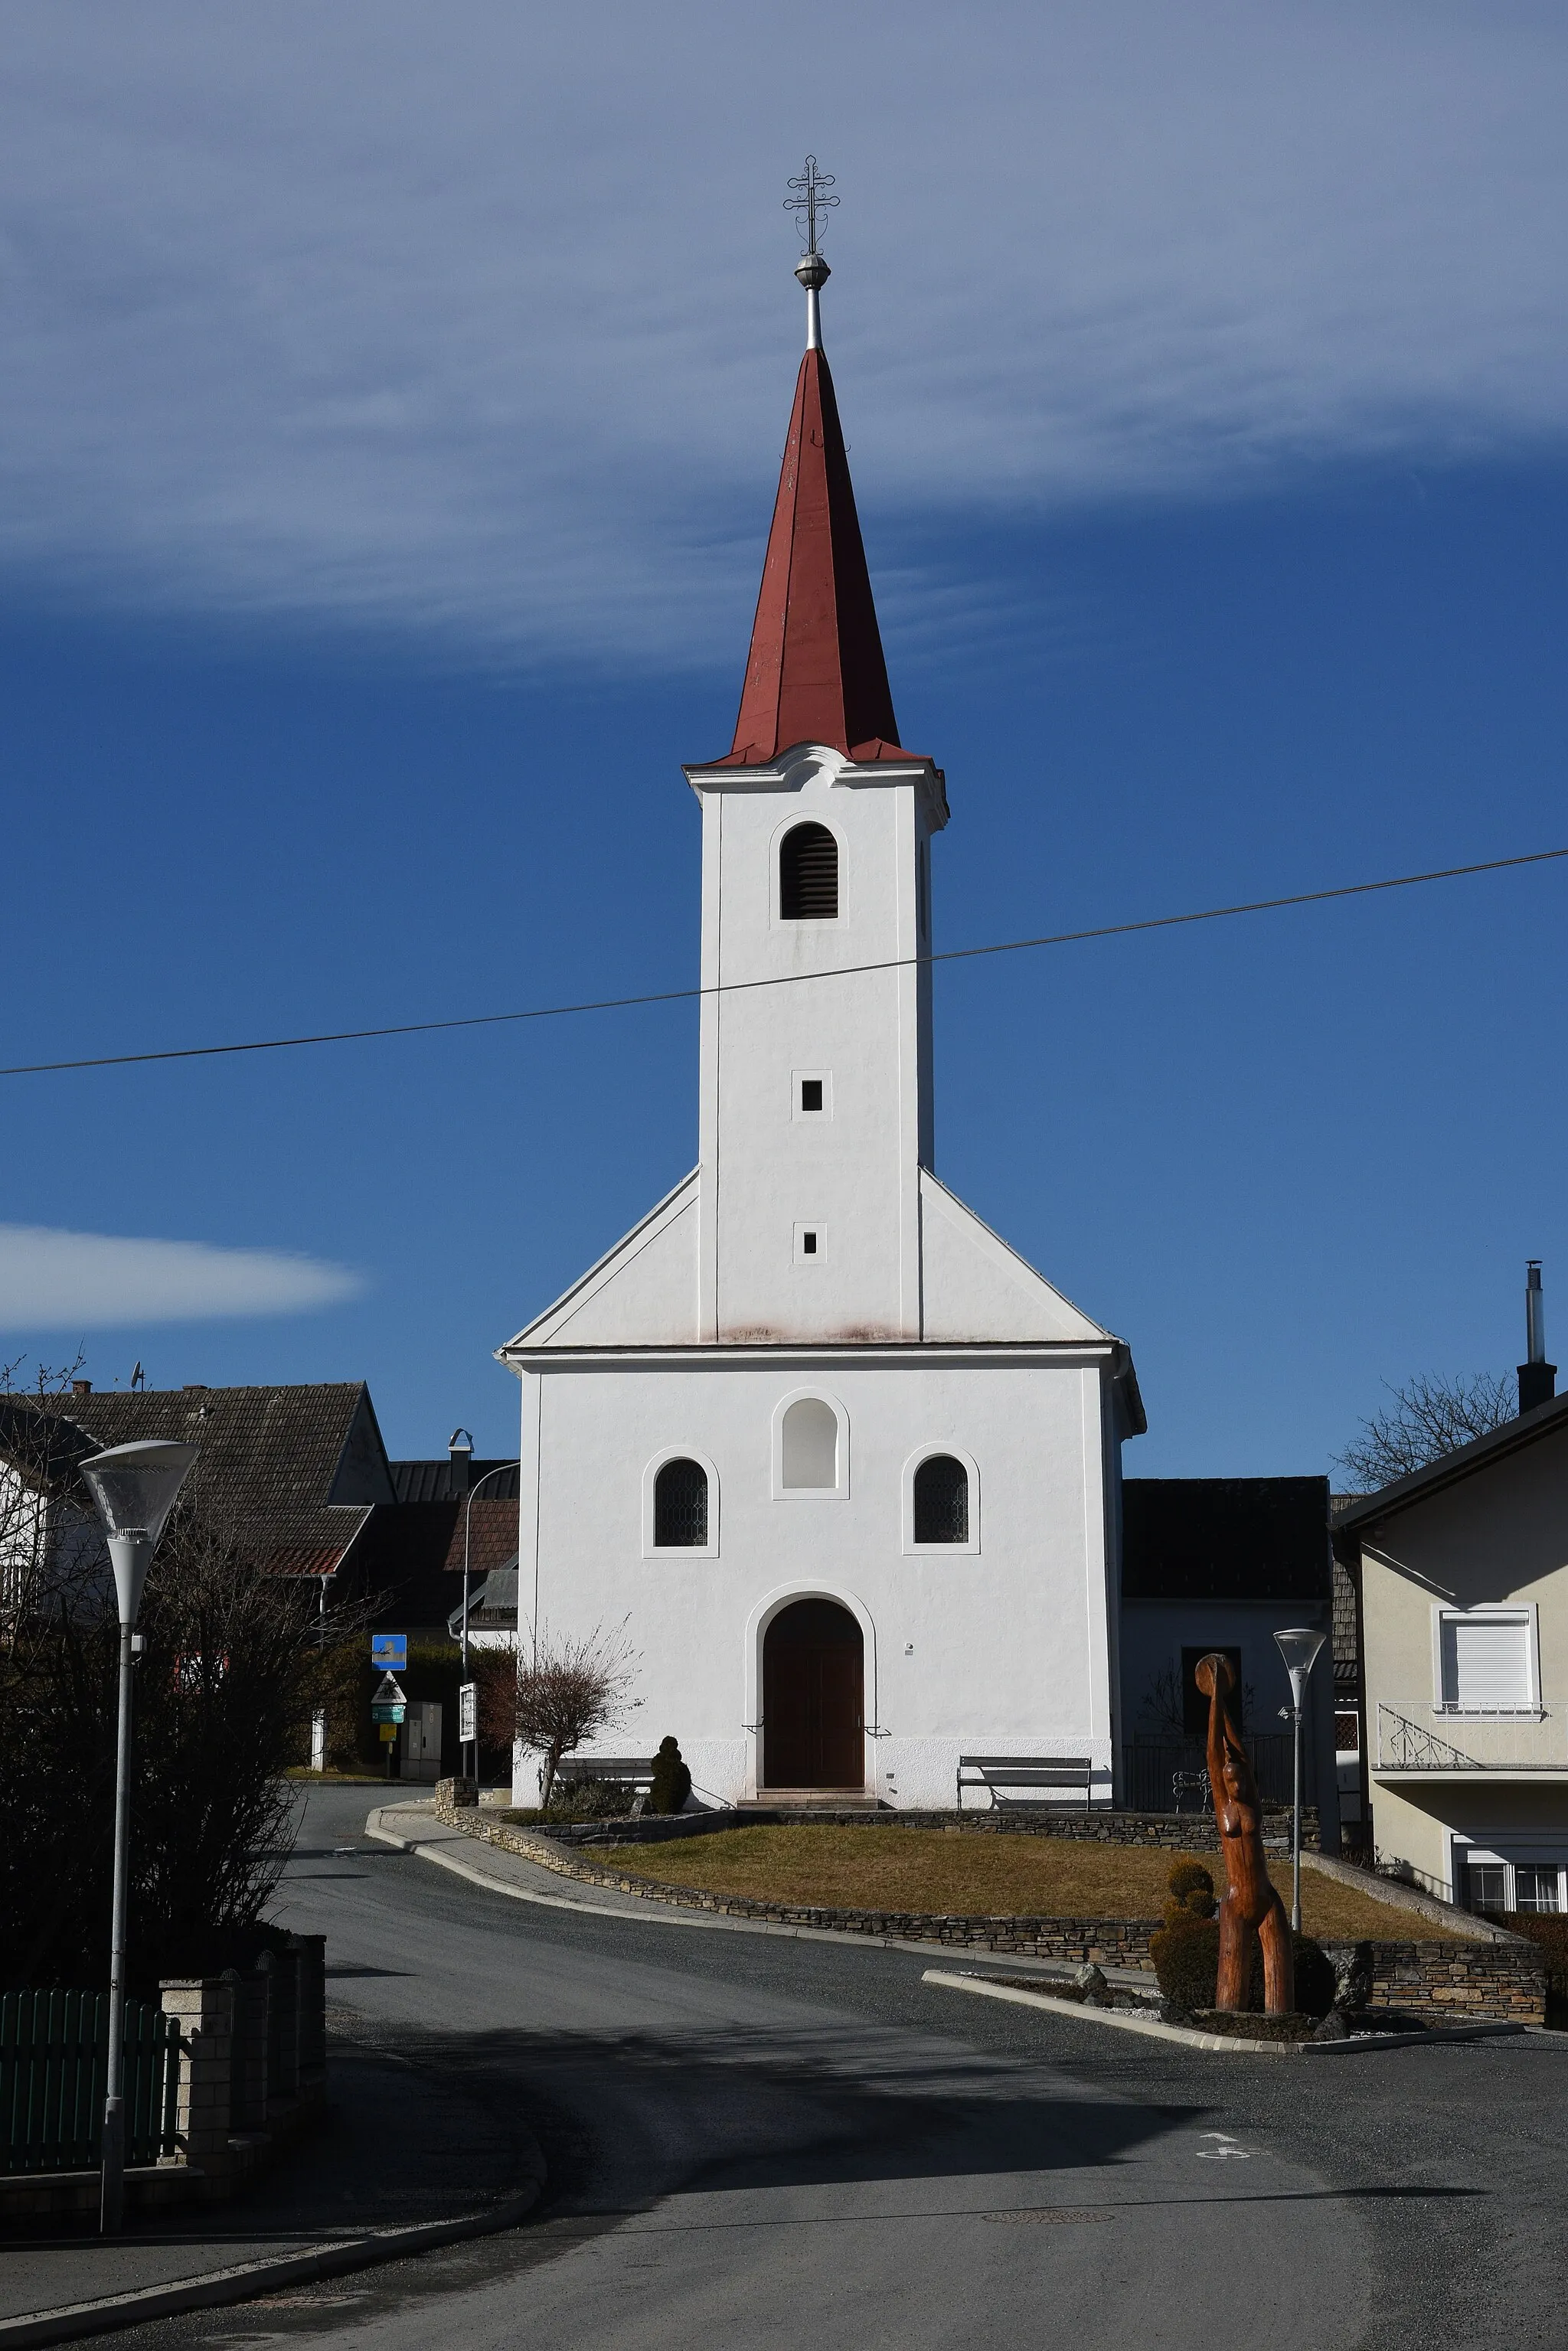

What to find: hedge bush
left=1148, top=1862, right=1336, bottom=2015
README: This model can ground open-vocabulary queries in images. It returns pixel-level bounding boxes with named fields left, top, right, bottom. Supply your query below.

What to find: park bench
left=556, top=1755, right=658, bottom=1797
left=956, top=1755, right=1094, bottom=1811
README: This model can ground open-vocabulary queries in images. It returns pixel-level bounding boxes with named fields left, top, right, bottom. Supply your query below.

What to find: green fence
left=1, top=1990, right=181, bottom=2174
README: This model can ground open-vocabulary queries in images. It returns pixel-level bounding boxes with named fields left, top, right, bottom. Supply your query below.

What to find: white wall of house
left=1357, top=1413, right=1568, bottom=1902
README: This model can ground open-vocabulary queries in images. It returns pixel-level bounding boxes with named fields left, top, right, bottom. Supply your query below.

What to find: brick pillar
left=158, top=1977, right=235, bottom=2170
left=226, top=1966, right=271, bottom=2131
left=290, top=1934, right=327, bottom=2088
left=266, top=1944, right=300, bottom=2101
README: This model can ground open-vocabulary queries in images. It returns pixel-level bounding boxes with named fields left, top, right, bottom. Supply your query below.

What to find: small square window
left=802, top=1230, right=818, bottom=1255
left=801, top=1079, right=823, bottom=1113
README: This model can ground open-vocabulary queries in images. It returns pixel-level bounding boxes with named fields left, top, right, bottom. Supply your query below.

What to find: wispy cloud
left=2, top=4, right=1567, bottom=666
left=0, top=1226, right=364, bottom=1330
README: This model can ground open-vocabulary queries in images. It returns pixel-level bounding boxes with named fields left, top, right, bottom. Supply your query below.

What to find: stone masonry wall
left=434, top=1788, right=1542, bottom=2020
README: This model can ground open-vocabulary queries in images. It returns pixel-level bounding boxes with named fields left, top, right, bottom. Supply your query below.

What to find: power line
left=4, top=842, right=1564, bottom=1082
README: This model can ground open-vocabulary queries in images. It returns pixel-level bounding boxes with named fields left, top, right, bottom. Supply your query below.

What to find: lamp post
left=459, top=1458, right=514, bottom=1782
left=1273, top=1624, right=1328, bottom=1933
left=78, top=1439, right=198, bottom=2236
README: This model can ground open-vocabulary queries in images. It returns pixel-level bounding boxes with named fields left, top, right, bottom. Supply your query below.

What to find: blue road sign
left=371, top=1634, right=407, bottom=1670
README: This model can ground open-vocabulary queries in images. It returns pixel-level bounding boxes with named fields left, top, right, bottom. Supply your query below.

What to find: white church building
left=499, top=237, right=1145, bottom=1811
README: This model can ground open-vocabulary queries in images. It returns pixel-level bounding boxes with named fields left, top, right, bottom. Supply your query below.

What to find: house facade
left=498, top=250, right=1144, bottom=1809
left=1119, top=1477, right=1339, bottom=1843
left=1338, top=1379, right=1568, bottom=1911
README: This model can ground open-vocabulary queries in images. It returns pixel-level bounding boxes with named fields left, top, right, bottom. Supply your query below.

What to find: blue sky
left=4, top=3, right=1567, bottom=1470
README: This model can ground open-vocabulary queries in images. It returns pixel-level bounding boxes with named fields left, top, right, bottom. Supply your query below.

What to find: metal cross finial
left=785, top=155, right=838, bottom=256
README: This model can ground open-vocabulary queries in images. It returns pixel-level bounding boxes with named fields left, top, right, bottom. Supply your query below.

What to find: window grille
left=780, top=823, right=838, bottom=919
left=913, top=1455, right=969, bottom=1544
left=653, top=1458, right=708, bottom=1547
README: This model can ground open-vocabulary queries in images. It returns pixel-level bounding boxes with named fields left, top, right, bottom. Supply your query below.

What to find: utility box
left=402, top=1701, right=443, bottom=1782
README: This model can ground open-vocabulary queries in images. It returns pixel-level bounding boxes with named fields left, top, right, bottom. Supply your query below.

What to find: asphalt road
left=121, top=1784, right=1568, bottom=2351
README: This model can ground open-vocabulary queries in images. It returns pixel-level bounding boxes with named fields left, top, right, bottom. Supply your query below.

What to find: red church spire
left=717, top=168, right=916, bottom=768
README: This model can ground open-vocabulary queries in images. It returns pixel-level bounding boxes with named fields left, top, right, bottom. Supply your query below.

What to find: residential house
left=1335, top=1281, right=1568, bottom=1909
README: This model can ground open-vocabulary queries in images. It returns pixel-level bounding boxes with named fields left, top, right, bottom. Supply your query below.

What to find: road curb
left=0, top=2157, right=545, bottom=2346
left=921, top=1967, right=1529, bottom=2054
left=374, top=1807, right=1160, bottom=1983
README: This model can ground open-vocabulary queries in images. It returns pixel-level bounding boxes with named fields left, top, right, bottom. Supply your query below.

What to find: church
left=498, top=220, right=1145, bottom=1811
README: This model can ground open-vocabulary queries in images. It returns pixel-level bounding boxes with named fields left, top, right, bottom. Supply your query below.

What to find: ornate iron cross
left=785, top=155, right=838, bottom=256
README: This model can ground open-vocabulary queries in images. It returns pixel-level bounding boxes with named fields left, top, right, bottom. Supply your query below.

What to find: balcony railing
left=1374, top=1701, right=1568, bottom=1773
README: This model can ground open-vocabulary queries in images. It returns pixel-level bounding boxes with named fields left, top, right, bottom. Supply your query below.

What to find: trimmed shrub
left=1150, top=1912, right=1337, bottom=2017
left=648, top=1735, right=692, bottom=1816
left=1151, top=1916, right=1221, bottom=2010
left=1167, top=1861, right=1216, bottom=1909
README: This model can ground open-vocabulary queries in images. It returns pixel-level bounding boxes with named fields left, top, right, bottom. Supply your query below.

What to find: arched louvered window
left=913, top=1454, right=969, bottom=1545
left=779, top=822, right=838, bottom=919
left=653, top=1458, right=709, bottom=1547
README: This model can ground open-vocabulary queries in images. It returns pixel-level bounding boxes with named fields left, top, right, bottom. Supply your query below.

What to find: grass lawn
left=606, top=1825, right=1461, bottom=1941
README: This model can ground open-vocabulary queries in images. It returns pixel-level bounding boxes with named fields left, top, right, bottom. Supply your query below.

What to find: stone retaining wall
left=433, top=1788, right=1544, bottom=2021
left=450, top=1792, right=1315, bottom=1854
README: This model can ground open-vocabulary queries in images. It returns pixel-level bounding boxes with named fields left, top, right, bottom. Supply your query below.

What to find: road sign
left=373, top=1670, right=407, bottom=1704
left=459, top=1680, right=477, bottom=1745
left=371, top=1703, right=406, bottom=1726
left=371, top=1634, right=407, bottom=1670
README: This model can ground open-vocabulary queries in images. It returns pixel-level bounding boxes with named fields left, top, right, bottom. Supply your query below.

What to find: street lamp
left=79, top=1438, right=198, bottom=2236
left=1273, top=1624, right=1328, bottom=1934
left=458, top=1452, right=514, bottom=1784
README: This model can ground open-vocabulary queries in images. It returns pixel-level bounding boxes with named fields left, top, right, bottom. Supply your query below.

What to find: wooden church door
left=762, top=1598, right=864, bottom=1789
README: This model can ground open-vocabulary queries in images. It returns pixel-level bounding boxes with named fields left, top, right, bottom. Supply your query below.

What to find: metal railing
left=1374, top=1702, right=1568, bottom=1773
left=1122, top=1732, right=1308, bottom=1813
left=1, top=1990, right=179, bottom=2175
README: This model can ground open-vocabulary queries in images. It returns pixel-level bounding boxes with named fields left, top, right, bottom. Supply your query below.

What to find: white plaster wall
left=514, top=1352, right=1116, bottom=1807
left=695, top=752, right=930, bottom=1344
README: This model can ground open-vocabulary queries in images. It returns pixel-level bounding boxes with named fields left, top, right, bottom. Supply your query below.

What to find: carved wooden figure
left=1194, top=1652, right=1295, bottom=2014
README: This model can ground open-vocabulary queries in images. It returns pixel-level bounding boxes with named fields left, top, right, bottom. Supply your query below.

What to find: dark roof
left=708, top=344, right=919, bottom=769
left=0, top=1383, right=391, bottom=1575
left=1122, top=1478, right=1331, bottom=1604
left=1334, top=1387, right=1568, bottom=1534
left=447, top=1565, right=518, bottom=1637
left=390, top=1458, right=518, bottom=1505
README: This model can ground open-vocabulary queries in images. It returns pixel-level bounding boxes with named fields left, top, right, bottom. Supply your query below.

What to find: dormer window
left=780, top=822, right=838, bottom=919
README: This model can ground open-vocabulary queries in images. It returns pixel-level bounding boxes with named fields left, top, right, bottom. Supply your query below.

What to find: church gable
left=919, top=1171, right=1107, bottom=1344
left=506, top=1173, right=700, bottom=1350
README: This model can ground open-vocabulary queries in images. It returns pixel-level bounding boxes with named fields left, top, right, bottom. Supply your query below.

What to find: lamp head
left=80, top=1439, right=198, bottom=1548
left=1273, top=1624, right=1327, bottom=1706
left=80, top=1440, right=198, bottom=1629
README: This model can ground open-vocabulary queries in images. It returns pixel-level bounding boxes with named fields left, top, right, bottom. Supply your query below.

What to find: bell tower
left=683, top=166, right=949, bottom=1344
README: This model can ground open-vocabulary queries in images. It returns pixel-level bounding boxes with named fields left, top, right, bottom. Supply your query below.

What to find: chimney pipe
left=448, top=1426, right=473, bottom=1499
left=1519, top=1262, right=1557, bottom=1415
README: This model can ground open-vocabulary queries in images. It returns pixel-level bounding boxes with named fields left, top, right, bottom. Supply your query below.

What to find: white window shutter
left=1441, top=1615, right=1530, bottom=1708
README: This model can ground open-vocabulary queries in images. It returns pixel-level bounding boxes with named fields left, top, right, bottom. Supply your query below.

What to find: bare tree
left=0, top=1373, right=367, bottom=1987
left=482, top=1621, right=642, bottom=1807
left=1335, top=1371, right=1516, bottom=1492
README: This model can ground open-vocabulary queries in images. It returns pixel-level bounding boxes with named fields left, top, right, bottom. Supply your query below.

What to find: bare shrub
left=479, top=1621, right=642, bottom=1807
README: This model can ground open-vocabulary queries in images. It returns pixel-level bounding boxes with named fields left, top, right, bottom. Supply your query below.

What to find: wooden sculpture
left=1194, top=1651, right=1294, bottom=2015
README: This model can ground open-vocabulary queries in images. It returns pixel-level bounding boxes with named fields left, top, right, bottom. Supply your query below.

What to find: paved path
left=36, top=1784, right=1568, bottom=2351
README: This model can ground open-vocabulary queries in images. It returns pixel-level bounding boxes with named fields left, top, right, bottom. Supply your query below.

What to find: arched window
left=913, top=1454, right=969, bottom=1545
left=781, top=1398, right=838, bottom=1490
left=779, top=822, right=838, bottom=919
left=653, top=1458, right=709, bottom=1547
